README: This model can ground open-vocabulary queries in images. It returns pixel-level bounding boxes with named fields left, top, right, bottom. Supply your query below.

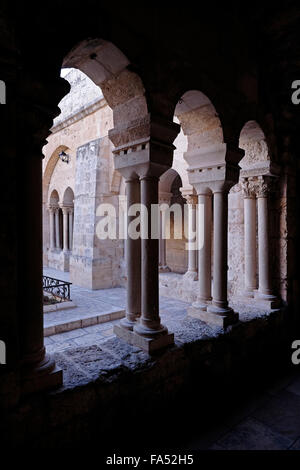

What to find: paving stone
left=62, top=345, right=125, bottom=381
left=50, top=328, right=87, bottom=343
left=290, top=437, right=300, bottom=450
left=252, top=390, right=300, bottom=440
left=286, top=375, right=300, bottom=397
left=216, top=417, right=292, bottom=450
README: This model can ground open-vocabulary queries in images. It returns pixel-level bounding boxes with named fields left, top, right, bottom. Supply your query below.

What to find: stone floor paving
left=43, top=266, right=191, bottom=354
left=185, top=366, right=300, bottom=451
left=43, top=267, right=300, bottom=451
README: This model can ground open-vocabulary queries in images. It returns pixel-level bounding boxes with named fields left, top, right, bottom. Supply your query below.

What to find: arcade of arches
left=0, top=3, right=300, bottom=448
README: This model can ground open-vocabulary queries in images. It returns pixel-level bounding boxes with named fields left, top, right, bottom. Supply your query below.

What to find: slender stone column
left=210, top=190, right=229, bottom=309
left=68, top=208, right=73, bottom=251
left=257, top=177, right=273, bottom=296
left=158, top=195, right=171, bottom=272
left=19, top=151, right=62, bottom=395
left=55, top=208, right=60, bottom=249
left=134, top=175, right=165, bottom=335
left=206, top=188, right=238, bottom=326
left=192, top=191, right=212, bottom=309
left=242, top=178, right=257, bottom=296
left=62, top=206, right=69, bottom=252
left=184, top=194, right=198, bottom=280
left=48, top=206, right=55, bottom=250
left=120, top=177, right=141, bottom=330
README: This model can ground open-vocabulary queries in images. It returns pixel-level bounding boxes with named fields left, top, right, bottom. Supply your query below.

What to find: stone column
left=62, top=206, right=69, bottom=252
left=68, top=208, right=73, bottom=251
left=132, top=170, right=174, bottom=352
left=119, top=177, right=141, bottom=330
left=242, top=178, right=257, bottom=296
left=19, top=150, right=62, bottom=395
left=206, top=188, right=238, bottom=326
left=191, top=191, right=212, bottom=311
left=48, top=205, right=55, bottom=250
left=111, top=115, right=180, bottom=352
left=184, top=194, right=198, bottom=280
left=55, top=208, right=60, bottom=249
left=255, top=176, right=279, bottom=308
left=134, top=175, right=163, bottom=333
left=158, top=193, right=171, bottom=272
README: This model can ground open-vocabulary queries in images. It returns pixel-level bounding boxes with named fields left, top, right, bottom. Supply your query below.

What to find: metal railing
left=43, top=275, right=72, bottom=302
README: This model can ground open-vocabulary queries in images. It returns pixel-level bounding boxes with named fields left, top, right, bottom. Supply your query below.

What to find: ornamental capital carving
left=256, top=176, right=273, bottom=198
left=241, top=178, right=257, bottom=198
left=48, top=204, right=58, bottom=213
left=185, top=194, right=198, bottom=206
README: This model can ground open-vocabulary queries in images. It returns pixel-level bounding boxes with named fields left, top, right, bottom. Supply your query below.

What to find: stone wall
left=70, top=137, right=124, bottom=289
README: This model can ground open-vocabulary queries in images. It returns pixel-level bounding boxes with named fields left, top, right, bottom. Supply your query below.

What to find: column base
left=159, top=265, right=170, bottom=273
left=114, top=323, right=174, bottom=353
left=189, top=304, right=238, bottom=328
left=189, top=298, right=211, bottom=312
left=254, top=291, right=281, bottom=309
left=183, top=270, right=198, bottom=281
left=119, top=315, right=140, bottom=330
left=21, top=353, right=63, bottom=396
left=242, top=288, right=256, bottom=298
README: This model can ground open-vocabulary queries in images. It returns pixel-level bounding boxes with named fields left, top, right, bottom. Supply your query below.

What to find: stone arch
left=43, top=145, right=70, bottom=205
left=239, top=120, right=272, bottom=171
left=159, top=168, right=180, bottom=194
left=175, top=90, right=224, bottom=148
left=49, top=189, right=59, bottom=205
left=63, top=38, right=149, bottom=141
left=62, top=187, right=75, bottom=206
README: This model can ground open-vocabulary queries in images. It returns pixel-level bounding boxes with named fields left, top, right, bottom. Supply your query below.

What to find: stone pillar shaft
left=62, top=208, right=69, bottom=251
left=55, top=209, right=60, bottom=249
left=137, top=175, right=161, bottom=332
left=49, top=207, right=55, bottom=250
left=197, top=193, right=212, bottom=304
left=68, top=209, right=73, bottom=251
left=121, top=178, right=141, bottom=329
left=244, top=196, right=257, bottom=293
left=187, top=199, right=197, bottom=273
left=257, top=194, right=271, bottom=295
left=19, top=153, right=61, bottom=394
left=211, top=190, right=228, bottom=309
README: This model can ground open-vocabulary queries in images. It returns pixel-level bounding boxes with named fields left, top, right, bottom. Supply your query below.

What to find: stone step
left=44, top=308, right=125, bottom=336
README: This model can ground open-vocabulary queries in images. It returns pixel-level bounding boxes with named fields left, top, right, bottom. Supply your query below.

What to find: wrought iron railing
left=43, top=275, right=72, bottom=302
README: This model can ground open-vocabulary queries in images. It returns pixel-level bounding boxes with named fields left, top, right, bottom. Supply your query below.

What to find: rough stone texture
left=0, top=304, right=290, bottom=447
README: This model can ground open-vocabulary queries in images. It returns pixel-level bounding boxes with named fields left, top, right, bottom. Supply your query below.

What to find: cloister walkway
left=43, top=266, right=190, bottom=355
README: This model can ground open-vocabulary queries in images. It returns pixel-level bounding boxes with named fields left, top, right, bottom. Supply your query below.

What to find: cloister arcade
left=0, top=3, right=298, bottom=447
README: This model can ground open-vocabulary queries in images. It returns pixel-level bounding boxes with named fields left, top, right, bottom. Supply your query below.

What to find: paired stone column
left=255, top=176, right=278, bottom=307
left=209, top=190, right=229, bottom=306
left=61, top=206, right=69, bottom=252
left=185, top=144, right=243, bottom=327
left=68, top=208, right=73, bottom=251
left=112, top=114, right=180, bottom=352
left=192, top=191, right=212, bottom=309
left=48, top=205, right=56, bottom=250
left=158, top=192, right=171, bottom=272
left=184, top=194, right=198, bottom=280
left=120, top=177, right=141, bottom=330
left=54, top=208, right=60, bottom=249
left=242, top=178, right=257, bottom=296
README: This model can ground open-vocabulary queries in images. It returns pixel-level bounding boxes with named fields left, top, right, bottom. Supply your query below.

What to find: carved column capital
left=185, top=194, right=198, bottom=207
left=256, top=176, right=272, bottom=198
left=241, top=178, right=257, bottom=198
